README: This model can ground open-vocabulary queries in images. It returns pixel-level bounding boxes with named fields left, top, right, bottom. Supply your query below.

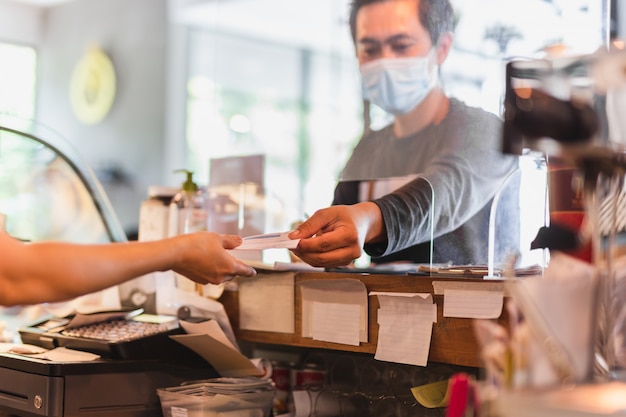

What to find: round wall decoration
left=70, top=47, right=117, bottom=125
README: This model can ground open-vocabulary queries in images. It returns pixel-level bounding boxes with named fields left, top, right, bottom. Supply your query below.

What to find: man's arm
left=291, top=152, right=516, bottom=267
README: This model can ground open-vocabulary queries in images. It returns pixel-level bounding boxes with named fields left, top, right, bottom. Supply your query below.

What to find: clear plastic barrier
left=336, top=140, right=525, bottom=276
left=0, top=114, right=126, bottom=244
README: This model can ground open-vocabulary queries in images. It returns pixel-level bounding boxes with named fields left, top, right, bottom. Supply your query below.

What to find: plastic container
left=138, top=185, right=179, bottom=242
left=157, top=377, right=275, bottom=417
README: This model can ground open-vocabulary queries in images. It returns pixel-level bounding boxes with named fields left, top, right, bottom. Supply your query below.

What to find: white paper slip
left=237, top=232, right=300, bottom=250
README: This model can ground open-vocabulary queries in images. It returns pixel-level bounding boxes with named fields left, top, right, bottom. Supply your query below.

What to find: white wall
left=0, top=0, right=43, bottom=45
left=34, top=0, right=169, bottom=235
left=0, top=0, right=188, bottom=236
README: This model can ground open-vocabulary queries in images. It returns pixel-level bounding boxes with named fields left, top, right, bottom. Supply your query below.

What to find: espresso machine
left=503, top=45, right=626, bottom=379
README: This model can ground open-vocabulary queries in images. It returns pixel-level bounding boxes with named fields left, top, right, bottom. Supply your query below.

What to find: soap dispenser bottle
left=169, top=169, right=208, bottom=237
left=169, top=169, right=209, bottom=293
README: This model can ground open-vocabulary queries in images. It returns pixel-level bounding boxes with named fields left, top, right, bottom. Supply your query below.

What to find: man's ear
left=435, top=32, right=453, bottom=65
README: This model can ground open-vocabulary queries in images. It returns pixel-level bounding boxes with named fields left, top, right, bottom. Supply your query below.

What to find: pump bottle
left=169, top=170, right=208, bottom=236
left=169, top=170, right=209, bottom=293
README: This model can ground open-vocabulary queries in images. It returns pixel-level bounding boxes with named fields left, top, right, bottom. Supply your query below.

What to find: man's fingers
left=290, top=210, right=333, bottom=239
left=296, top=229, right=358, bottom=254
left=298, top=254, right=353, bottom=268
left=293, top=244, right=359, bottom=268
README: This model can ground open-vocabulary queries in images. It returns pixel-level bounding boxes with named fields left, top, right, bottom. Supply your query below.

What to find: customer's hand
left=288, top=202, right=385, bottom=267
left=170, top=233, right=256, bottom=284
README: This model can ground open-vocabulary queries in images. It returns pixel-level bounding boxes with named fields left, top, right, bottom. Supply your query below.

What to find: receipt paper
left=237, top=232, right=300, bottom=250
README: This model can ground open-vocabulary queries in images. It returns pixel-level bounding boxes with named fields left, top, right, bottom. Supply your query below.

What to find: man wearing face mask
left=289, top=0, right=520, bottom=268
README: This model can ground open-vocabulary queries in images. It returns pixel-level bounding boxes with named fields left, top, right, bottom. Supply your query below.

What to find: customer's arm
left=0, top=231, right=256, bottom=306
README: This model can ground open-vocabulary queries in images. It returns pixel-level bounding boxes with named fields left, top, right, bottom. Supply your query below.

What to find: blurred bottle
left=340, top=392, right=371, bottom=417
left=168, top=169, right=209, bottom=293
left=169, top=170, right=208, bottom=235
left=270, top=361, right=292, bottom=415
left=374, top=397, right=402, bottom=417
left=359, top=358, right=389, bottom=399
left=546, top=156, right=592, bottom=262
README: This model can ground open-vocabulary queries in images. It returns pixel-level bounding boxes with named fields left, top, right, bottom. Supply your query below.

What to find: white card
left=237, top=232, right=300, bottom=250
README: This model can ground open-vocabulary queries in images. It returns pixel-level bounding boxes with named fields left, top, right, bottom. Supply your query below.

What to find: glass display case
left=0, top=114, right=151, bottom=339
left=0, top=114, right=126, bottom=244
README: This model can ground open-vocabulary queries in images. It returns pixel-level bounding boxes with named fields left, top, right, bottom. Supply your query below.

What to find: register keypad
left=61, top=319, right=171, bottom=342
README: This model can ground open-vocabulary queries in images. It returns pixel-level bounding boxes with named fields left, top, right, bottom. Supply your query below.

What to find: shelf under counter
left=220, top=271, right=508, bottom=368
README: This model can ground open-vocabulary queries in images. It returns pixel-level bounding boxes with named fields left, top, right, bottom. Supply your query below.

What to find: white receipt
left=237, top=232, right=300, bottom=250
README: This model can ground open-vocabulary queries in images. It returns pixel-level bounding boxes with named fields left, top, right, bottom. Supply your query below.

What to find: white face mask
left=360, top=53, right=438, bottom=115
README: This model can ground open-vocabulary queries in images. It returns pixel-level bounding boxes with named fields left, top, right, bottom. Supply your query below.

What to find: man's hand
left=288, top=202, right=385, bottom=267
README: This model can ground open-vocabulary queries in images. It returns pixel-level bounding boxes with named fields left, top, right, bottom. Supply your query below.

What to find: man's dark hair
left=348, top=0, right=454, bottom=46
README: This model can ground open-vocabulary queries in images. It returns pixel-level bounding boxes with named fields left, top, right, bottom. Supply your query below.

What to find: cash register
left=0, top=116, right=219, bottom=417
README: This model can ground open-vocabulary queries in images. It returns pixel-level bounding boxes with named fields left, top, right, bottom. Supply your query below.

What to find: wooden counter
left=221, top=271, right=508, bottom=368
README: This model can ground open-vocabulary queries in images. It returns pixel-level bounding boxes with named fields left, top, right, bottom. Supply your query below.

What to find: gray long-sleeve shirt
left=334, top=98, right=520, bottom=265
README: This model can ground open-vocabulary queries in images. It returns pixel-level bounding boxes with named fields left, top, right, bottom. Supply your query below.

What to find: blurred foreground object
left=503, top=46, right=626, bottom=380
